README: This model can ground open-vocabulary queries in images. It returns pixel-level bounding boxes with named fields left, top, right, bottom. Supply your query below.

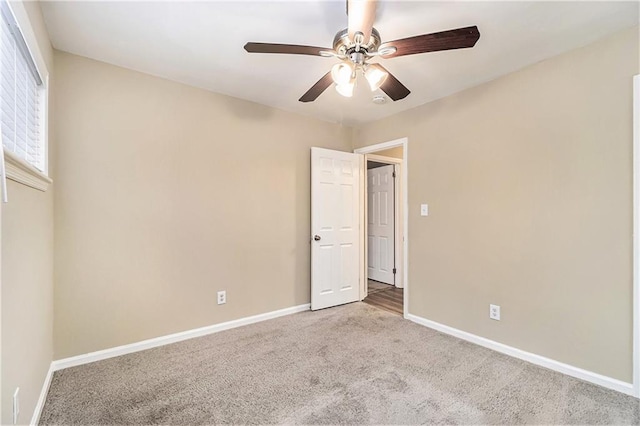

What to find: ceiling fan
left=244, top=0, right=480, bottom=103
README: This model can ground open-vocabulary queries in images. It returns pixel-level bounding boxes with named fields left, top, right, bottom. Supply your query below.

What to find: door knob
left=314, top=235, right=321, bottom=241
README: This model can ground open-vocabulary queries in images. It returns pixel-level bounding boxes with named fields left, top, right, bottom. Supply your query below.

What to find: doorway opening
left=355, top=139, right=408, bottom=317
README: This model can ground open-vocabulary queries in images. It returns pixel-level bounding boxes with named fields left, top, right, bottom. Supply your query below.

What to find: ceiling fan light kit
left=244, top=0, right=480, bottom=103
left=364, top=63, right=387, bottom=91
left=331, top=62, right=354, bottom=86
left=331, top=62, right=356, bottom=97
left=329, top=59, right=386, bottom=98
left=335, top=81, right=355, bottom=98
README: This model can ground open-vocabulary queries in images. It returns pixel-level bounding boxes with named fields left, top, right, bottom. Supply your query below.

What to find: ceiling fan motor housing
left=333, top=27, right=382, bottom=60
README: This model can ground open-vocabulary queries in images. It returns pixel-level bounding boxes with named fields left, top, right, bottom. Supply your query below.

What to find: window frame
left=1, top=0, right=51, bottom=191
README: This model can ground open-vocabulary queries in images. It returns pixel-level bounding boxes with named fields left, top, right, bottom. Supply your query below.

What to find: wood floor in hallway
left=363, top=279, right=403, bottom=315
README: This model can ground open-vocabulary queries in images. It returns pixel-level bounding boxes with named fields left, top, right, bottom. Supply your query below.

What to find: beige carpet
left=40, top=303, right=639, bottom=425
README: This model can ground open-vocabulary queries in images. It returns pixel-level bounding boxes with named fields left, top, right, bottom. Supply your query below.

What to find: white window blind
left=0, top=0, right=44, bottom=172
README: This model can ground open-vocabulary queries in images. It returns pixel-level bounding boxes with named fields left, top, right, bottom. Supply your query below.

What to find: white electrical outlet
left=217, top=291, right=226, bottom=305
left=13, top=388, right=19, bottom=425
left=489, top=304, right=501, bottom=321
left=420, top=204, right=429, bottom=216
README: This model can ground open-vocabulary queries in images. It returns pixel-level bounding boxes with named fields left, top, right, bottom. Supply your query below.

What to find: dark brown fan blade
left=244, top=42, right=331, bottom=56
left=299, top=72, right=333, bottom=103
left=377, top=65, right=410, bottom=101
left=381, top=26, right=480, bottom=58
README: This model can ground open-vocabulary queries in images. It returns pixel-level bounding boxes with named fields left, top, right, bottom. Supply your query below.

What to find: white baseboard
left=51, top=303, right=310, bottom=372
left=30, top=363, right=54, bottom=425
left=406, top=313, right=635, bottom=397
left=34, top=304, right=632, bottom=425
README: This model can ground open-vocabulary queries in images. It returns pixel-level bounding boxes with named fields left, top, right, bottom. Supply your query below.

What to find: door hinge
left=392, top=171, right=396, bottom=178
left=393, top=268, right=397, bottom=274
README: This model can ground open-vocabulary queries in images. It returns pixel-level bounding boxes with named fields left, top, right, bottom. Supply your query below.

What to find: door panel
left=311, top=148, right=361, bottom=310
left=367, top=164, right=395, bottom=285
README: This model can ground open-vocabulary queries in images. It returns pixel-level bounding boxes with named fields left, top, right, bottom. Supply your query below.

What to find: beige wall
left=373, top=146, right=403, bottom=159
left=353, top=26, right=639, bottom=382
left=53, top=51, right=352, bottom=358
left=1, top=1, right=55, bottom=424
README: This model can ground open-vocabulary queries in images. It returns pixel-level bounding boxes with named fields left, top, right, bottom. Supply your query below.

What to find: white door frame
left=633, top=74, right=639, bottom=398
left=366, top=155, right=402, bottom=288
left=355, top=137, right=409, bottom=318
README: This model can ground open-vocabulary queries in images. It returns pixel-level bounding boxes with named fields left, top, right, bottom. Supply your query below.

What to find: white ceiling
left=40, top=1, right=638, bottom=126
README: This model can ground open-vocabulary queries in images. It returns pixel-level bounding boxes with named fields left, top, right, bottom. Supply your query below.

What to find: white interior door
left=367, top=164, right=395, bottom=285
left=311, top=147, right=361, bottom=310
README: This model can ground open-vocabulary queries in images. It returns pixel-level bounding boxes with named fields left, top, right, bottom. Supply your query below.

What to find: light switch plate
left=421, top=204, right=429, bottom=216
